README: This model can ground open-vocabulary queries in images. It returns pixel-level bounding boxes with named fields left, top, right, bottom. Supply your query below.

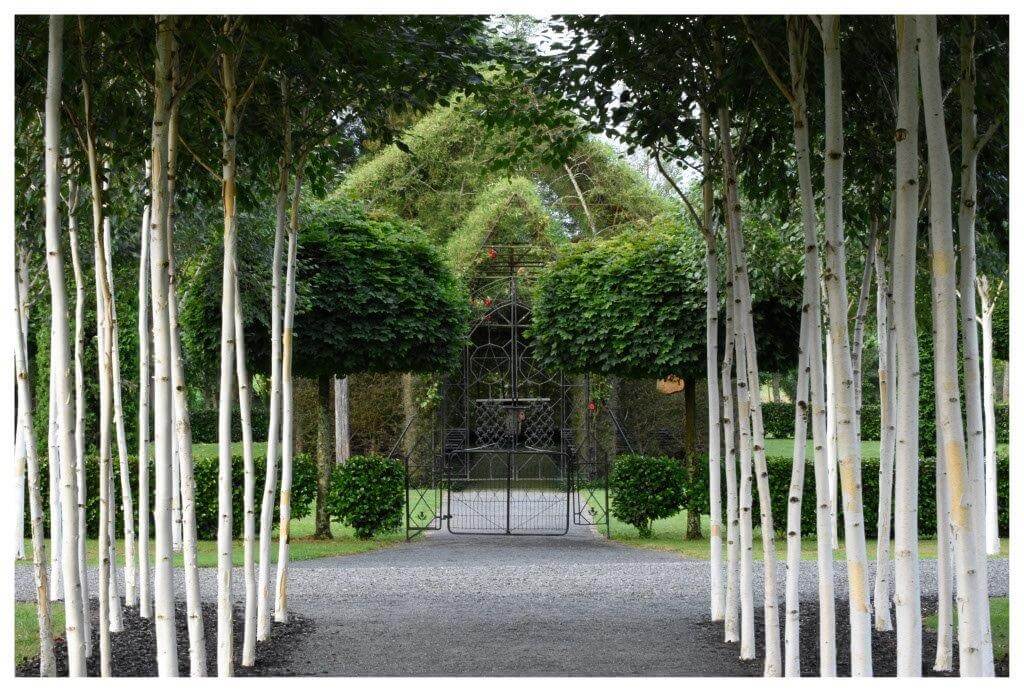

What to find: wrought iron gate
left=399, top=245, right=614, bottom=539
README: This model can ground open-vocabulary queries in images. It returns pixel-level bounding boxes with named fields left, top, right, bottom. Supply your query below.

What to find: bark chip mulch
left=16, top=599, right=309, bottom=677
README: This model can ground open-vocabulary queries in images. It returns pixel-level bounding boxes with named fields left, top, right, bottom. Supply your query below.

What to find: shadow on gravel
left=694, top=597, right=1009, bottom=677
left=16, top=599, right=309, bottom=677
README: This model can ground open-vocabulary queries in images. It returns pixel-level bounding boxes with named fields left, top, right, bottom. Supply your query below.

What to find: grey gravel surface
left=15, top=520, right=1010, bottom=675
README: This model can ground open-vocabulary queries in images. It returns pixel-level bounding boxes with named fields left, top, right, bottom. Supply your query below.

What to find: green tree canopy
left=180, top=200, right=469, bottom=383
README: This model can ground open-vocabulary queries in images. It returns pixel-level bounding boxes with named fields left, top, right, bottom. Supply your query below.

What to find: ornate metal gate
left=399, top=245, right=613, bottom=538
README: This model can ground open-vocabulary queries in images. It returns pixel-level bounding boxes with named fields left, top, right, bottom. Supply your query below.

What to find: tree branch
left=742, top=17, right=796, bottom=106
left=653, top=149, right=711, bottom=242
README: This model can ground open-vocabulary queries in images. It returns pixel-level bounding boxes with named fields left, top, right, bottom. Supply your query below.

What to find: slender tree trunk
left=917, top=16, right=993, bottom=676
left=873, top=240, right=896, bottom=632
left=48, top=348, right=62, bottom=602
left=721, top=293, right=740, bottom=644
left=164, top=71, right=207, bottom=674
left=233, top=276, right=258, bottom=667
left=978, top=278, right=1000, bottom=554
left=315, top=374, right=335, bottom=539
left=137, top=164, right=152, bottom=620
left=216, top=44, right=240, bottom=678
left=851, top=224, right=878, bottom=412
left=102, top=221, right=138, bottom=605
left=892, top=16, right=924, bottom=675
left=700, top=107, right=724, bottom=622
left=258, top=143, right=290, bottom=641
left=335, top=377, right=351, bottom=464
left=934, top=416, right=955, bottom=671
left=719, top=97, right=782, bottom=676
left=784, top=303, right=811, bottom=676
left=97, top=205, right=124, bottom=634
left=786, top=18, right=836, bottom=673
left=15, top=261, right=58, bottom=677
left=825, top=337, right=838, bottom=547
left=15, top=245, right=31, bottom=562
left=150, top=15, right=180, bottom=675
left=955, top=21, right=996, bottom=671
left=818, top=16, right=873, bottom=676
left=66, top=176, right=92, bottom=656
left=564, top=160, right=597, bottom=236
left=275, top=166, right=304, bottom=623
left=44, top=15, right=87, bottom=674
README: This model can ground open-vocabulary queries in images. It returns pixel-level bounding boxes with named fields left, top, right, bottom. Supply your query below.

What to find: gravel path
left=16, top=512, right=1010, bottom=675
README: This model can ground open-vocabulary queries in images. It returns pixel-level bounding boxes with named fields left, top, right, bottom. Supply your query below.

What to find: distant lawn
left=17, top=513, right=409, bottom=570
left=190, top=441, right=268, bottom=460
left=925, top=596, right=1009, bottom=661
left=592, top=497, right=1009, bottom=561
left=14, top=601, right=64, bottom=665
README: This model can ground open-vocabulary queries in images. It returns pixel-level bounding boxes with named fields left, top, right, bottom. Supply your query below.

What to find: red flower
left=483, top=297, right=493, bottom=307
left=487, top=247, right=498, bottom=259
left=587, top=401, right=596, bottom=411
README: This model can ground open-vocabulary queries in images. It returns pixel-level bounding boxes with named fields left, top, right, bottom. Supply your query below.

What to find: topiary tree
left=610, top=453, right=687, bottom=538
left=180, top=199, right=468, bottom=537
left=326, top=453, right=406, bottom=539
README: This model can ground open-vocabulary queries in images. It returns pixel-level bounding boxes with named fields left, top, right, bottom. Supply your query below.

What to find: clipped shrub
left=610, top=453, right=687, bottom=538
left=752, top=453, right=1010, bottom=539
left=327, top=454, right=406, bottom=539
left=190, top=406, right=271, bottom=444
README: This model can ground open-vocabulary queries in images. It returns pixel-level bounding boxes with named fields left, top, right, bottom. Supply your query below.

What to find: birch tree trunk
left=720, top=298, right=740, bottom=644
left=103, top=221, right=137, bottom=605
left=978, top=277, right=1000, bottom=555
left=150, top=15, right=180, bottom=675
left=234, top=276, right=258, bottom=667
left=15, top=260, right=58, bottom=677
left=825, top=338, right=838, bottom=548
left=786, top=18, right=836, bottom=673
left=66, top=176, right=92, bottom=655
left=275, top=166, right=304, bottom=624
left=95, top=220, right=114, bottom=676
left=818, top=15, right=872, bottom=676
left=334, top=377, right=351, bottom=464
left=48, top=353, right=62, bottom=602
left=873, top=240, right=896, bottom=632
left=44, top=15, right=87, bottom=674
left=851, top=224, right=878, bottom=412
left=934, top=419, right=955, bottom=671
left=719, top=98, right=782, bottom=677
left=164, top=78, right=208, bottom=674
left=918, top=15, right=994, bottom=676
left=258, top=147, right=290, bottom=641
left=137, top=163, right=153, bottom=620
left=700, top=107, right=724, bottom=623
left=15, top=245, right=31, bottom=562
left=216, top=45, right=240, bottom=678
left=892, top=17, right=924, bottom=675
left=953, top=21, right=995, bottom=671
left=784, top=304, right=810, bottom=676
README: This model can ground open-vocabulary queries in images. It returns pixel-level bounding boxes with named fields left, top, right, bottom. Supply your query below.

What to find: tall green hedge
left=34, top=452, right=317, bottom=541
left=680, top=453, right=1010, bottom=539
left=759, top=401, right=1008, bottom=444
left=189, top=407, right=272, bottom=444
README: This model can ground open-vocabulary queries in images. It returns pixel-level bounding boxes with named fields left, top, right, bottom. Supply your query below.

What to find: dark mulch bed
left=694, top=597, right=1009, bottom=677
left=17, top=599, right=309, bottom=677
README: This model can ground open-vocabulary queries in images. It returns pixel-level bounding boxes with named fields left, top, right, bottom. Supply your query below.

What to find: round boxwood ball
left=327, top=454, right=406, bottom=539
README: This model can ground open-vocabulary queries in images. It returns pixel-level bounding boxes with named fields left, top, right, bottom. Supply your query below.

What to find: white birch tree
left=977, top=275, right=1003, bottom=555
left=872, top=239, right=896, bottom=632
left=917, top=14, right=993, bottom=676
left=137, top=161, right=153, bottom=621
left=44, top=15, right=87, bottom=673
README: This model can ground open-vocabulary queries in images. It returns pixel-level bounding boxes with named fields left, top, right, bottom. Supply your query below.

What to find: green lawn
left=14, top=602, right=64, bottom=666
left=593, top=495, right=1009, bottom=561
left=925, top=597, right=1009, bottom=661
left=190, top=441, right=268, bottom=459
left=17, top=513, right=409, bottom=570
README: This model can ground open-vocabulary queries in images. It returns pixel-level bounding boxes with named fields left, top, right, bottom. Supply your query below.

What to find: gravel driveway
left=16, top=509, right=1010, bottom=676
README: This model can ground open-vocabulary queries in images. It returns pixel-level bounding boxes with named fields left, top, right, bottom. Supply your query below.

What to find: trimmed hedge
left=760, top=401, right=1008, bottom=445
left=683, top=453, right=1009, bottom=539
left=190, top=407, right=271, bottom=444
left=35, top=451, right=316, bottom=541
